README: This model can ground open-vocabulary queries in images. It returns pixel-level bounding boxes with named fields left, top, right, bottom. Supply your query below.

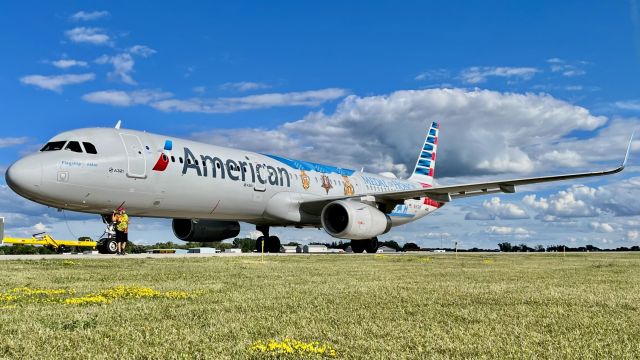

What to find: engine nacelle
left=172, top=219, right=240, bottom=242
left=321, top=200, right=392, bottom=240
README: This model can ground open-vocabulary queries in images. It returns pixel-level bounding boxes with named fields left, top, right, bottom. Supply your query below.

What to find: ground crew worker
left=112, top=207, right=129, bottom=255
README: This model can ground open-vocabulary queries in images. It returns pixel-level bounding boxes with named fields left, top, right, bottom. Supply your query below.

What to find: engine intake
left=321, top=200, right=392, bottom=240
left=172, top=219, right=240, bottom=242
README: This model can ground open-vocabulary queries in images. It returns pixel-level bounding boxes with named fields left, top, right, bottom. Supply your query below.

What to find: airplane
left=4, top=121, right=633, bottom=254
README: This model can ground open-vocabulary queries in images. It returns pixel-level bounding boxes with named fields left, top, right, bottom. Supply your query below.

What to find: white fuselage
left=6, top=127, right=442, bottom=229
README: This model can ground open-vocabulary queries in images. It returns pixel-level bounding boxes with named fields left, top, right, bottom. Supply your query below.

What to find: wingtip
left=622, top=130, right=634, bottom=168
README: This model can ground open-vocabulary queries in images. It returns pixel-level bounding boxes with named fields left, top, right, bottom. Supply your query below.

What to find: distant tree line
left=497, top=242, right=640, bottom=252
left=2, top=238, right=639, bottom=255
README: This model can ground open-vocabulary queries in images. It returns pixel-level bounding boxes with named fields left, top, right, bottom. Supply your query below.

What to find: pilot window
left=40, top=141, right=67, bottom=151
left=65, top=141, right=83, bottom=153
left=82, top=142, right=98, bottom=154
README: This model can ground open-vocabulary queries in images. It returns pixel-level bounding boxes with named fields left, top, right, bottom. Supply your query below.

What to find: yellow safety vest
left=115, top=214, right=129, bottom=233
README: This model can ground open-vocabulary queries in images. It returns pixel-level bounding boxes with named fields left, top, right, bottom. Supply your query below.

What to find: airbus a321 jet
left=5, top=121, right=632, bottom=254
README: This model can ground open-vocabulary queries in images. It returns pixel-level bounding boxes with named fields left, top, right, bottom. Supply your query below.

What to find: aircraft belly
left=157, top=175, right=266, bottom=220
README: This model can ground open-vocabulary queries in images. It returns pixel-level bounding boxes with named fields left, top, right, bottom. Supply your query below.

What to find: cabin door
left=119, top=133, right=147, bottom=179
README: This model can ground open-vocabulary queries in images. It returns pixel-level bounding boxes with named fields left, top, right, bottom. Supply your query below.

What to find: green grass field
left=1, top=253, right=639, bottom=359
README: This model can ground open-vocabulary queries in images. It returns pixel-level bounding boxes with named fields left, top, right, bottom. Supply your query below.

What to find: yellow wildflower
left=250, top=338, right=336, bottom=357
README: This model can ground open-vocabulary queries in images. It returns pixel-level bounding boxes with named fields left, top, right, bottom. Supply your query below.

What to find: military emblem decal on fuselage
left=321, top=174, right=333, bottom=194
left=300, top=170, right=310, bottom=190
left=343, top=175, right=354, bottom=196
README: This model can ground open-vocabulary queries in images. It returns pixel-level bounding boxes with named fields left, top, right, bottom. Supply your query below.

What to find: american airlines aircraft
left=4, top=122, right=632, bottom=254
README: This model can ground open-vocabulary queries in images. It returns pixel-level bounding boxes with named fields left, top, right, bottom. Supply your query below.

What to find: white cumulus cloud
left=483, top=197, right=530, bottom=219
left=615, top=100, right=640, bottom=111
left=151, top=88, right=348, bottom=113
left=65, top=27, right=110, bottom=45
left=96, top=53, right=136, bottom=84
left=546, top=58, right=587, bottom=77
left=523, top=187, right=600, bottom=218
left=523, top=178, right=640, bottom=220
left=128, top=45, right=156, bottom=57
left=94, top=46, right=156, bottom=85
left=538, top=149, right=585, bottom=167
left=20, top=73, right=95, bottom=92
left=465, top=197, right=529, bottom=220
left=70, top=10, right=110, bottom=21
left=0, top=137, right=29, bottom=148
left=589, top=222, right=615, bottom=233
left=485, top=226, right=534, bottom=237
left=415, top=69, right=450, bottom=81
left=82, top=89, right=172, bottom=107
left=459, top=66, right=540, bottom=84
left=220, top=81, right=271, bottom=92
left=51, top=59, right=88, bottom=69
left=627, top=230, right=640, bottom=241
left=182, top=88, right=613, bottom=179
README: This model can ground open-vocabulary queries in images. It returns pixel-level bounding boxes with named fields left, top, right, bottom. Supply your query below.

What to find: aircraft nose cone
left=5, top=157, right=42, bottom=197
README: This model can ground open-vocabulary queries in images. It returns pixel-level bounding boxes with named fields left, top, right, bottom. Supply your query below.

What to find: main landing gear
left=351, top=237, right=379, bottom=254
left=255, top=225, right=281, bottom=253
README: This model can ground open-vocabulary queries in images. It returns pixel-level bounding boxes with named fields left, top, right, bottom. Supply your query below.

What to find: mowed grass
left=1, top=253, right=640, bottom=359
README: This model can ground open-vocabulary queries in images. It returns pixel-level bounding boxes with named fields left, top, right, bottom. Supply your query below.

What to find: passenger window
left=82, top=142, right=97, bottom=154
left=179, top=157, right=184, bottom=164
left=171, top=156, right=175, bottom=162
left=187, top=159, right=192, bottom=165
left=41, top=141, right=67, bottom=151
left=65, top=141, right=83, bottom=153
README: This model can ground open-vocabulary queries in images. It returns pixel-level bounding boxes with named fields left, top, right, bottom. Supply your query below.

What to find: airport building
left=303, top=245, right=328, bottom=253
left=280, top=245, right=300, bottom=253
left=376, top=246, right=397, bottom=253
left=188, top=247, right=218, bottom=254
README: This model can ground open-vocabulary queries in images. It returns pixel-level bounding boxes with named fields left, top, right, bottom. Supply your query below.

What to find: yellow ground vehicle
left=0, top=218, right=98, bottom=253
left=2, top=233, right=97, bottom=253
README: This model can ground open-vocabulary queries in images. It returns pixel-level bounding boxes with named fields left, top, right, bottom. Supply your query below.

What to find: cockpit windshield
left=64, top=141, right=83, bottom=153
left=83, top=142, right=97, bottom=154
left=40, top=140, right=98, bottom=154
left=40, top=141, right=67, bottom=151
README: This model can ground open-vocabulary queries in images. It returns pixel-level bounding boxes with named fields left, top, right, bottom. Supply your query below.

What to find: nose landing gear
left=96, top=214, right=117, bottom=254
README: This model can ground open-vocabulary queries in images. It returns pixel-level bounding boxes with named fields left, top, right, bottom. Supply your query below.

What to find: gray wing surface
left=300, top=133, right=633, bottom=216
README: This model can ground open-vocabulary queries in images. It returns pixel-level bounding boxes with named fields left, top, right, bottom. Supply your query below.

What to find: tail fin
left=408, top=121, right=439, bottom=187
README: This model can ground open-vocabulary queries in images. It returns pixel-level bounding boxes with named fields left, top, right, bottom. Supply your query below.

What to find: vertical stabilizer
left=408, top=122, right=439, bottom=187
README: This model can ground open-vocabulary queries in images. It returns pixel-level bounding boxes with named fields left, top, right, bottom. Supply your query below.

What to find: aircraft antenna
left=115, top=120, right=122, bottom=129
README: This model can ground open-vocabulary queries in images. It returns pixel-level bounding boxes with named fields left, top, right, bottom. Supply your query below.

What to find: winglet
left=623, top=131, right=634, bottom=168
left=115, top=120, right=121, bottom=129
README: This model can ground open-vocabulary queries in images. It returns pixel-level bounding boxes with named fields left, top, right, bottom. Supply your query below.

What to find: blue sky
left=1, top=1, right=640, bottom=248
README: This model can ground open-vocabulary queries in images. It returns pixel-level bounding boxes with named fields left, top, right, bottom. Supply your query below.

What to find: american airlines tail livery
left=5, top=122, right=632, bottom=254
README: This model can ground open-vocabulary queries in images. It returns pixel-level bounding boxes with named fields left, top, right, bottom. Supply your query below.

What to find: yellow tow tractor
left=1, top=218, right=97, bottom=253
left=2, top=233, right=97, bottom=254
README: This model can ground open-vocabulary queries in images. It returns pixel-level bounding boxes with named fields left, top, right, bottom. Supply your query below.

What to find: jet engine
left=320, top=200, right=392, bottom=240
left=172, top=219, right=240, bottom=242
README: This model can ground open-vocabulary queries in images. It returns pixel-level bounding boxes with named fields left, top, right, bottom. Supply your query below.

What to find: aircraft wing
left=300, top=133, right=633, bottom=216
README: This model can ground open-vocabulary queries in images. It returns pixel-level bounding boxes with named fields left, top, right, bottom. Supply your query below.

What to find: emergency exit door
left=119, top=133, right=147, bottom=179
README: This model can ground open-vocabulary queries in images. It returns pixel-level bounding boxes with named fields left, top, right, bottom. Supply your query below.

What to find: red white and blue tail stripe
left=408, top=122, right=439, bottom=187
